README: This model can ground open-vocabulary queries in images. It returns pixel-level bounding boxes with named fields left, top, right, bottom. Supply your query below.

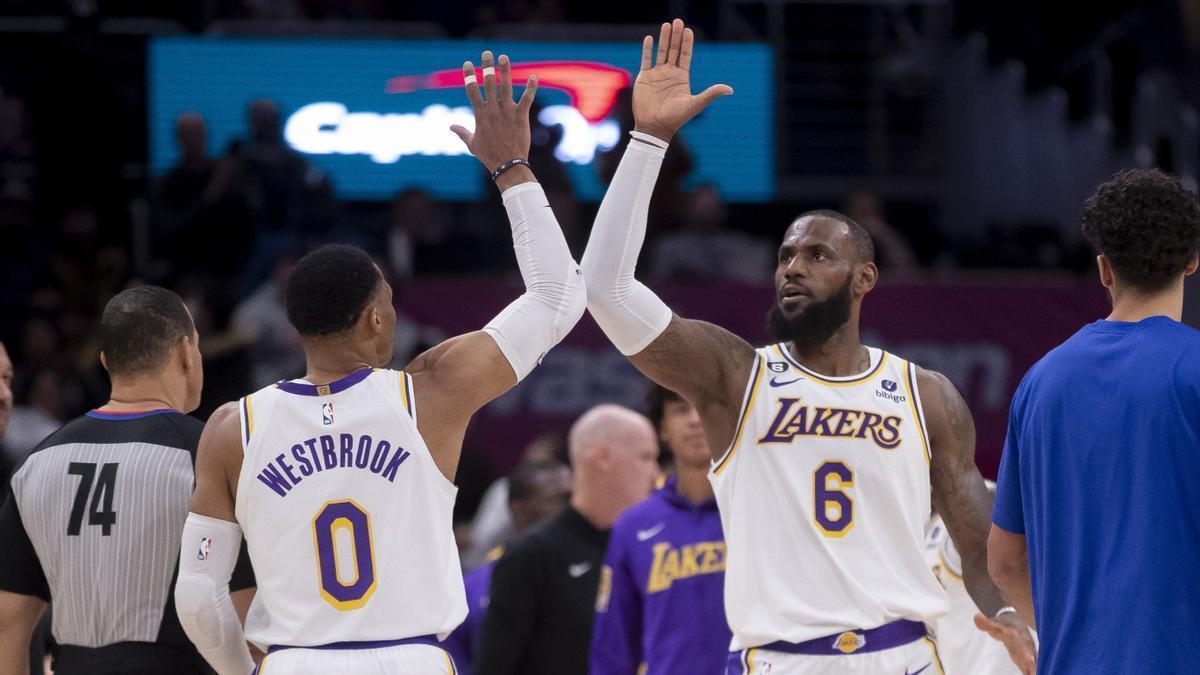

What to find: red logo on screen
left=385, top=61, right=632, bottom=123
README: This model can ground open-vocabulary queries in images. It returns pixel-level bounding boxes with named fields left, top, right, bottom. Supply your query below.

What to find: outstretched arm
left=582, top=19, right=756, bottom=458
left=921, top=369, right=1037, bottom=674
left=410, top=51, right=587, bottom=481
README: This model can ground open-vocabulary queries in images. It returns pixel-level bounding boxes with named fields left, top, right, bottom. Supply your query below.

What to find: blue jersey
left=590, top=475, right=730, bottom=675
left=443, top=557, right=496, bottom=675
left=993, top=316, right=1200, bottom=674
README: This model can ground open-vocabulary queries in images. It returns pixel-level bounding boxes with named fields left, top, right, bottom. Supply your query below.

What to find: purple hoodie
left=590, top=474, right=730, bottom=674
left=444, top=555, right=496, bottom=675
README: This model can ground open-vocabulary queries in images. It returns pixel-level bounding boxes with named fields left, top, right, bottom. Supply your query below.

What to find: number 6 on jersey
left=313, top=499, right=377, bottom=610
left=814, top=461, right=855, bottom=537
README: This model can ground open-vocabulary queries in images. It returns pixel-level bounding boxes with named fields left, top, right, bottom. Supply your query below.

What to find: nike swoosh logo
left=906, top=664, right=931, bottom=675
left=568, top=562, right=592, bottom=578
left=769, top=376, right=803, bottom=387
left=636, top=523, right=665, bottom=541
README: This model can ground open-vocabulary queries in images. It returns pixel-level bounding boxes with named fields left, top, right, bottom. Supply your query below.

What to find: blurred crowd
left=0, top=78, right=1100, bottom=544
left=0, top=0, right=1191, bottom=552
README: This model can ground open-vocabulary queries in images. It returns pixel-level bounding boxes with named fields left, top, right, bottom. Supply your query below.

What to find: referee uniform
left=0, top=408, right=254, bottom=674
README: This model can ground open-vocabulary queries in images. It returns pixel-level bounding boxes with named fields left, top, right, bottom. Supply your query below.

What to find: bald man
left=477, top=405, right=660, bottom=675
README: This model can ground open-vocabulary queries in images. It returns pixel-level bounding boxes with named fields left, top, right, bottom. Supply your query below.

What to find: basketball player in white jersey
left=173, top=52, right=587, bottom=675
left=580, top=20, right=1037, bottom=674
left=926, top=482, right=1024, bottom=675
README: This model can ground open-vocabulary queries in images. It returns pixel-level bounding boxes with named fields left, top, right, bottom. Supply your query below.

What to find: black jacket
left=475, top=506, right=610, bottom=675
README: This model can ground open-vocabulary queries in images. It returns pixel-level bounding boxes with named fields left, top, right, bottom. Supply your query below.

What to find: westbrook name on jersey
left=252, top=429, right=414, bottom=497
left=710, top=344, right=948, bottom=652
left=235, top=367, right=466, bottom=651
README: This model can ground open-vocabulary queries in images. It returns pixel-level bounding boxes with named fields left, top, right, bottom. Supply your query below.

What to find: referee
left=0, top=286, right=254, bottom=675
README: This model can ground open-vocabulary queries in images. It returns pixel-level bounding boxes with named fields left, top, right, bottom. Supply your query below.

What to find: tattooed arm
left=920, top=368, right=1037, bottom=675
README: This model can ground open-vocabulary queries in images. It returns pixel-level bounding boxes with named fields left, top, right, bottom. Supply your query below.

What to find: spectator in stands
left=237, top=99, right=333, bottom=290
left=0, top=340, right=49, bottom=675
left=476, top=405, right=659, bottom=675
left=649, top=183, right=773, bottom=283
left=0, top=89, right=33, bottom=164
left=464, top=431, right=566, bottom=569
left=181, top=280, right=253, bottom=419
left=386, top=189, right=454, bottom=279
left=444, top=459, right=572, bottom=675
left=841, top=188, right=919, bottom=272
left=231, top=250, right=306, bottom=388
left=154, top=113, right=213, bottom=248
left=49, top=204, right=128, bottom=315
left=1, top=369, right=64, bottom=467
left=0, top=342, right=13, bottom=495
left=153, top=112, right=255, bottom=282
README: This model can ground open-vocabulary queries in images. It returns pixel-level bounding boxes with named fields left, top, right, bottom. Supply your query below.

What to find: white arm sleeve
left=580, top=139, right=674, bottom=356
left=175, top=513, right=255, bottom=675
left=482, top=182, right=587, bottom=381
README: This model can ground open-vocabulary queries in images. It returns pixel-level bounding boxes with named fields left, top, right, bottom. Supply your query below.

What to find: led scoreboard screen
left=149, top=37, right=774, bottom=201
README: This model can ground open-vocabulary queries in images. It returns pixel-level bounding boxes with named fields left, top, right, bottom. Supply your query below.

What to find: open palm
left=633, top=19, right=733, bottom=142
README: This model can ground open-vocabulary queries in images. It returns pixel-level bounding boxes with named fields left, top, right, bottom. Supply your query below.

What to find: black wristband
left=491, top=158, right=530, bottom=181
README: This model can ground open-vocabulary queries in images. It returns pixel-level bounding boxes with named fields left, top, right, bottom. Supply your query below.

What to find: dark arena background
left=0, top=4, right=1197, bottom=669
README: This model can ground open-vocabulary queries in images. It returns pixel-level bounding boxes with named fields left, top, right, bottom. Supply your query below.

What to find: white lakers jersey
left=234, top=368, right=466, bottom=650
left=710, top=344, right=948, bottom=650
left=926, top=516, right=1020, bottom=675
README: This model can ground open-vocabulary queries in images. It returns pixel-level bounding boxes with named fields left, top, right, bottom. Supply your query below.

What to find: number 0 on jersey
left=313, top=499, right=377, bottom=610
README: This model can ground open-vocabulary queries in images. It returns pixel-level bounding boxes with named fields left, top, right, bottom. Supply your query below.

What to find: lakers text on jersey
left=710, top=344, right=948, bottom=652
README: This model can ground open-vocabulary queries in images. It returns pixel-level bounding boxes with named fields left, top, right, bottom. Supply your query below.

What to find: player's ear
left=1097, top=254, right=1115, bottom=289
left=1185, top=256, right=1198, bottom=276
left=854, top=261, right=878, bottom=295
left=178, top=334, right=198, bottom=372
left=364, top=305, right=383, bottom=334
left=99, top=351, right=108, bottom=371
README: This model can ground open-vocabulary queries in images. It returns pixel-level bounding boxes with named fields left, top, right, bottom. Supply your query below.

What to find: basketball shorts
left=254, top=638, right=458, bottom=675
left=726, top=620, right=945, bottom=675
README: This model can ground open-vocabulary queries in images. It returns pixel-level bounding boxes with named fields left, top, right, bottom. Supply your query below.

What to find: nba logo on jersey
left=322, top=402, right=335, bottom=426
left=197, top=537, right=212, bottom=561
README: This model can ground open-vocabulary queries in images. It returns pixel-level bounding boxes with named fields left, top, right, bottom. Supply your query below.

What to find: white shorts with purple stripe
left=253, top=637, right=458, bottom=675
left=726, top=620, right=945, bottom=675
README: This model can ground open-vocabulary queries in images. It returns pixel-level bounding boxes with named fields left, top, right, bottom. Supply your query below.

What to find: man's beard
left=768, top=276, right=853, bottom=352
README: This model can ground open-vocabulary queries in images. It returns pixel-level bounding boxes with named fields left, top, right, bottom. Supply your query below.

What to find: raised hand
left=633, top=19, right=733, bottom=142
left=450, top=51, right=539, bottom=180
left=974, top=611, right=1038, bottom=675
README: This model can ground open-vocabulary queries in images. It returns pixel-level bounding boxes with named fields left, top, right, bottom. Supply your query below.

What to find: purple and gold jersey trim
left=713, top=355, right=765, bottom=476
left=241, top=394, right=255, bottom=445
left=398, top=370, right=415, bottom=419
left=275, top=367, right=373, bottom=397
left=921, top=637, right=946, bottom=674
left=773, top=343, right=888, bottom=386
left=902, top=361, right=932, bottom=464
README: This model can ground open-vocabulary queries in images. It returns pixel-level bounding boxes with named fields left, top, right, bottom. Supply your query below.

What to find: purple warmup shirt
left=443, top=557, right=496, bottom=675
left=590, top=475, right=730, bottom=674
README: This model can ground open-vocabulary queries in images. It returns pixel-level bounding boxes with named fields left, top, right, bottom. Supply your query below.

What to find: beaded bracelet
left=492, top=158, right=530, bottom=181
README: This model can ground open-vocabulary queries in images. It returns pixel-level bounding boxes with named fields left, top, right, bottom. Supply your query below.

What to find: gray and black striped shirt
left=0, top=409, right=253, bottom=673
